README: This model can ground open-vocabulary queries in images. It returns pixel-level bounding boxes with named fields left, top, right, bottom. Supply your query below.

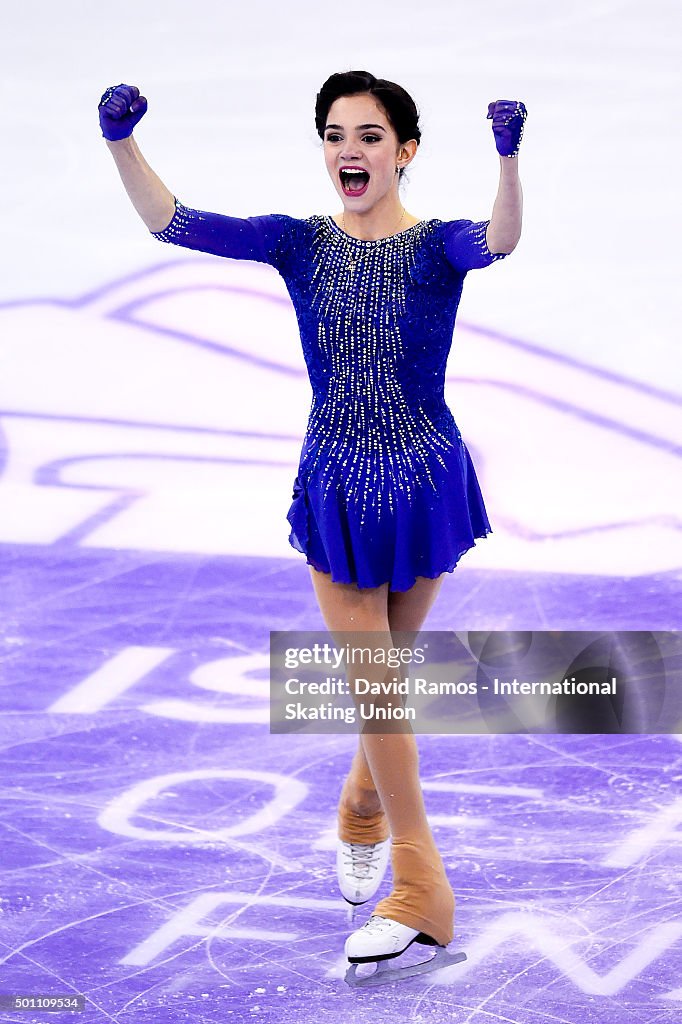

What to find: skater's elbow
left=146, top=196, right=178, bottom=235
left=486, top=222, right=520, bottom=255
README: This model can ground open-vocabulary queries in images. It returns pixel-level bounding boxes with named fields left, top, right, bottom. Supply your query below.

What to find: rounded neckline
left=326, top=214, right=427, bottom=243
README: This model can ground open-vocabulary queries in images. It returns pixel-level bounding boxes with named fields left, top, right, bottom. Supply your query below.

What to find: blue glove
left=486, top=100, right=527, bottom=158
left=99, top=83, right=148, bottom=141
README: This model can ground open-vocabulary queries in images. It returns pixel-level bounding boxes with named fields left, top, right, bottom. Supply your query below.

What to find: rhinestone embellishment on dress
left=300, top=217, right=458, bottom=527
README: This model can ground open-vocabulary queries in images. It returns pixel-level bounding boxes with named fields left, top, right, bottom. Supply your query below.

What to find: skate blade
left=344, top=947, right=467, bottom=988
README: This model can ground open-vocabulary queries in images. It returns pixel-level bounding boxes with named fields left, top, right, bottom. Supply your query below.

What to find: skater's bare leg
left=386, top=573, right=445, bottom=633
left=309, top=568, right=388, bottom=839
left=308, top=566, right=454, bottom=945
left=338, top=743, right=384, bottom=831
left=313, top=569, right=446, bottom=825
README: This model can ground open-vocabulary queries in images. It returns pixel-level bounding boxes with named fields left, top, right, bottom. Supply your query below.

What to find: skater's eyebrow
left=325, top=124, right=387, bottom=132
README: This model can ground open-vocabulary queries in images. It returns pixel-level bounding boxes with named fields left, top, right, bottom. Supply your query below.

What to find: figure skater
left=98, top=70, right=525, bottom=985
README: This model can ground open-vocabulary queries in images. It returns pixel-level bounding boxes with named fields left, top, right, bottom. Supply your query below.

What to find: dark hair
left=315, top=70, right=421, bottom=183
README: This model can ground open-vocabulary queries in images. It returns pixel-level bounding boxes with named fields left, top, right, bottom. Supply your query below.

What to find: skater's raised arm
left=104, top=133, right=175, bottom=233
left=484, top=99, right=525, bottom=253
left=444, top=98, right=526, bottom=273
left=99, top=84, right=175, bottom=233
left=485, top=155, right=523, bottom=255
left=99, top=83, right=295, bottom=266
left=105, top=135, right=176, bottom=233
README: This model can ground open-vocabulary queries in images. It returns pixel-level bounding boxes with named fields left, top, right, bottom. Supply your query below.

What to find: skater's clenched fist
left=486, top=100, right=527, bottom=158
left=99, top=84, right=148, bottom=141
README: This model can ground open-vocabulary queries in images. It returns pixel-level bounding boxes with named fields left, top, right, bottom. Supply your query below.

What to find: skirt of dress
left=286, top=439, right=492, bottom=593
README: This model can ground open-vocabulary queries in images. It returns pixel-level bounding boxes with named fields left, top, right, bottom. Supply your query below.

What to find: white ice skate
left=344, top=915, right=467, bottom=989
left=336, top=837, right=391, bottom=906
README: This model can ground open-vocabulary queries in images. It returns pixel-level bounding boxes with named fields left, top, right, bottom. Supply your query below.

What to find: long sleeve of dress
left=443, top=218, right=509, bottom=272
left=149, top=196, right=294, bottom=269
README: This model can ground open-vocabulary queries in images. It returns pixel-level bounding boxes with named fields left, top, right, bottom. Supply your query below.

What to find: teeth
left=340, top=168, right=369, bottom=192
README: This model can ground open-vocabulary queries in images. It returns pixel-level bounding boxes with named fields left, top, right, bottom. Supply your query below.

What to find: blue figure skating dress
left=151, top=201, right=508, bottom=591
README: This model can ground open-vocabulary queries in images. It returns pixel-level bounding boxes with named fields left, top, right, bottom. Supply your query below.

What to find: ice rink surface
left=1, top=1, right=681, bottom=1021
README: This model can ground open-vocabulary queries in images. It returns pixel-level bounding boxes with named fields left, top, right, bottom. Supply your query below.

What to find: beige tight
left=310, top=567, right=455, bottom=947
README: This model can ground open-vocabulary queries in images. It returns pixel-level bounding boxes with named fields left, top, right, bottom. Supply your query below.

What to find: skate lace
left=343, top=842, right=384, bottom=879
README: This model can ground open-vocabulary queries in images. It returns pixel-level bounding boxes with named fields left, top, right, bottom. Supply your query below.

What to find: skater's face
left=323, top=94, right=417, bottom=213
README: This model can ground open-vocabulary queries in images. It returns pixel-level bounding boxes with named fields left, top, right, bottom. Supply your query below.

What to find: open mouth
left=339, top=167, right=370, bottom=197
